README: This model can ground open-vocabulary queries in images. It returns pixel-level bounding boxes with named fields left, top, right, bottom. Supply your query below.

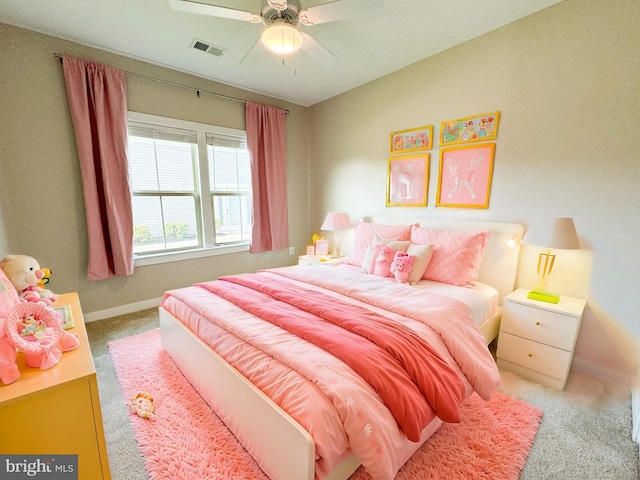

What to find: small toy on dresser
left=0, top=254, right=58, bottom=305
left=390, top=251, right=414, bottom=284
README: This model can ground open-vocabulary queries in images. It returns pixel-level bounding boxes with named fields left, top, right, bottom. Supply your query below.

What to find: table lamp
left=320, top=212, right=350, bottom=258
left=522, top=217, right=580, bottom=304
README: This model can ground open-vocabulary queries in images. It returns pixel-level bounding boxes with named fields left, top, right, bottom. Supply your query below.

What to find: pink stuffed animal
left=390, top=251, right=414, bottom=284
left=373, top=245, right=394, bottom=277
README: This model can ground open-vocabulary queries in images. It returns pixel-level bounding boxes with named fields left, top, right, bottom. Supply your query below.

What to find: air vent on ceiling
left=190, top=38, right=225, bottom=57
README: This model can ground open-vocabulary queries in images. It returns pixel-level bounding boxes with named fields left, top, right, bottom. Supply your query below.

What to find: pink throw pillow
left=343, top=222, right=414, bottom=267
left=411, top=225, right=489, bottom=287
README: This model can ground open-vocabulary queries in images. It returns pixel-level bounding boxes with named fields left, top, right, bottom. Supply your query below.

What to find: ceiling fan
left=169, top=0, right=383, bottom=67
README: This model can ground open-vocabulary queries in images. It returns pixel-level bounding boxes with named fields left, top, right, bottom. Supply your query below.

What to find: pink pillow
left=411, top=225, right=489, bottom=287
left=343, top=222, right=414, bottom=267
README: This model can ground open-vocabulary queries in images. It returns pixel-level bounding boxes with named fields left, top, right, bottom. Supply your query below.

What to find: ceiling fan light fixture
left=261, top=21, right=303, bottom=55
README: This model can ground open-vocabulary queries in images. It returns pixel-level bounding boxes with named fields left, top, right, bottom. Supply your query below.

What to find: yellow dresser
left=0, top=293, right=111, bottom=480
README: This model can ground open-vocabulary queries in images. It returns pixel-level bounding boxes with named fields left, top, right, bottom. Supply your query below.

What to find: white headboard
left=343, top=217, right=523, bottom=305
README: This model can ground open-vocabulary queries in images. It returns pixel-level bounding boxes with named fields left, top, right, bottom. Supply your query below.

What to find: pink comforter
left=199, top=273, right=465, bottom=442
left=162, top=265, right=500, bottom=480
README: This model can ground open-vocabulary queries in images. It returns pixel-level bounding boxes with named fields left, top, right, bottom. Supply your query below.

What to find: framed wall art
left=386, top=154, right=429, bottom=207
left=440, top=111, right=500, bottom=146
left=390, top=125, right=433, bottom=154
left=436, top=143, right=495, bottom=209
left=314, top=239, right=330, bottom=256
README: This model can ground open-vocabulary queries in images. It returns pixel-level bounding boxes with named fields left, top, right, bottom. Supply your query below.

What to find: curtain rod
left=53, top=53, right=289, bottom=114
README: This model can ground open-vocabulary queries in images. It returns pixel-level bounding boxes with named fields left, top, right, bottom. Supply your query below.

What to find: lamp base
left=526, top=288, right=560, bottom=304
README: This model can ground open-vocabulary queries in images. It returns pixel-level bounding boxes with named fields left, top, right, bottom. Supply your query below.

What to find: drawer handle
left=528, top=353, right=533, bottom=357
left=535, top=321, right=540, bottom=326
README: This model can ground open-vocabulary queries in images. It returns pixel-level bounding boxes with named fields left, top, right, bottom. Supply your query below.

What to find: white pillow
left=406, top=243, right=435, bottom=285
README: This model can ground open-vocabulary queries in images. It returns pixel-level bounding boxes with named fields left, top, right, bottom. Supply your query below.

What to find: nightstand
left=497, top=288, right=586, bottom=390
left=297, top=255, right=342, bottom=266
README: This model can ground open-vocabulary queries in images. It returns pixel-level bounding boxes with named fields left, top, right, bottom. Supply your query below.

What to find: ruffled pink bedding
left=161, top=265, right=500, bottom=480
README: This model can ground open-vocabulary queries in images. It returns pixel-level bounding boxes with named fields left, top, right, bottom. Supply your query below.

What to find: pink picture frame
left=386, top=154, right=429, bottom=207
left=436, top=143, right=495, bottom=209
left=314, top=239, right=329, bottom=256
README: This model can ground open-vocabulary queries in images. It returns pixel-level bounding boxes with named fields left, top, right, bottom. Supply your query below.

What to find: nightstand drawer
left=502, top=300, right=579, bottom=351
left=498, top=332, right=572, bottom=380
left=298, top=256, right=320, bottom=266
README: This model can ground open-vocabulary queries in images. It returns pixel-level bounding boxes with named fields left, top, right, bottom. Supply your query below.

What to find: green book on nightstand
left=526, top=289, right=560, bottom=304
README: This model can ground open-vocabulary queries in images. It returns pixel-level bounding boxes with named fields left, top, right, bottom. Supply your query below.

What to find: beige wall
left=308, top=0, right=640, bottom=384
left=0, top=23, right=311, bottom=315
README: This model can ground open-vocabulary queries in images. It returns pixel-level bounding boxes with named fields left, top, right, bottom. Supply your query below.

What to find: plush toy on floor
left=129, top=391, right=156, bottom=421
left=0, top=254, right=58, bottom=305
left=390, top=251, right=415, bottom=284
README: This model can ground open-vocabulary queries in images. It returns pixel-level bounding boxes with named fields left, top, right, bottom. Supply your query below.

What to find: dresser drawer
left=502, top=300, right=579, bottom=351
left=498, top=332, right=572, bottom=380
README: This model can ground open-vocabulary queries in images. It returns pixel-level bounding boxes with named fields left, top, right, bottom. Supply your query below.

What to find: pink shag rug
left=109, top=329, right=542, bottom=480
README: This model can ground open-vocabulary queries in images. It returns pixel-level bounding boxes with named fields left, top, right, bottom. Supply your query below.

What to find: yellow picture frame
left=390, top=125, right=434, bottom=154
left=386, top=154, right=429, bottom=207
left=436, top=143, right=495, bottom=209
left=440, top=111, right=500, bottom=146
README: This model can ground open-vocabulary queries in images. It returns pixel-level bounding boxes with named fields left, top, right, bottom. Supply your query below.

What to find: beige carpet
left=86, top=308, right=640, bottom=480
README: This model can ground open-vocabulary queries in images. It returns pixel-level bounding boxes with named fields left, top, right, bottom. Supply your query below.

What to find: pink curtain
left=246, top=102, right=289, bottom=253
left=62, top=56, right=134, bottom=280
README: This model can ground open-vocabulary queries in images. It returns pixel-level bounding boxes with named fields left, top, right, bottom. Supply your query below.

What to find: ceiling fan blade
left=169, top=0, right=261, bottom=23
left=299, top=31, right=339, bottom=69
left=299, top=0, right=383, bottom=26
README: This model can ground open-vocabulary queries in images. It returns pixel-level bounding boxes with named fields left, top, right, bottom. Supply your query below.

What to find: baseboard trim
left=84, top=297, right=163, bottom=323
left=571, top=356, right=637, bottom=387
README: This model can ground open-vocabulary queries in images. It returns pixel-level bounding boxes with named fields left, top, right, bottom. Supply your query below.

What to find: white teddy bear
left=0, top=254, right=57, bottom=303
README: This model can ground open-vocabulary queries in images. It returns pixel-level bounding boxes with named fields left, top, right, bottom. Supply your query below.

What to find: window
left=127, top=112, right=251, bottom=263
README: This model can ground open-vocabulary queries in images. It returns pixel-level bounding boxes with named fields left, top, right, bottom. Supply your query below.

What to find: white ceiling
left=0, top=0, right=562, bottom=107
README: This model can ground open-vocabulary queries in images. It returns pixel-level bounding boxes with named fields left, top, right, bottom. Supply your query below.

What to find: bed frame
left=160, top=218, right=523, bottom=480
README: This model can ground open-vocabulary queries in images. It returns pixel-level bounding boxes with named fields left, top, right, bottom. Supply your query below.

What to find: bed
left=159, top=217, right=523, bottom=480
